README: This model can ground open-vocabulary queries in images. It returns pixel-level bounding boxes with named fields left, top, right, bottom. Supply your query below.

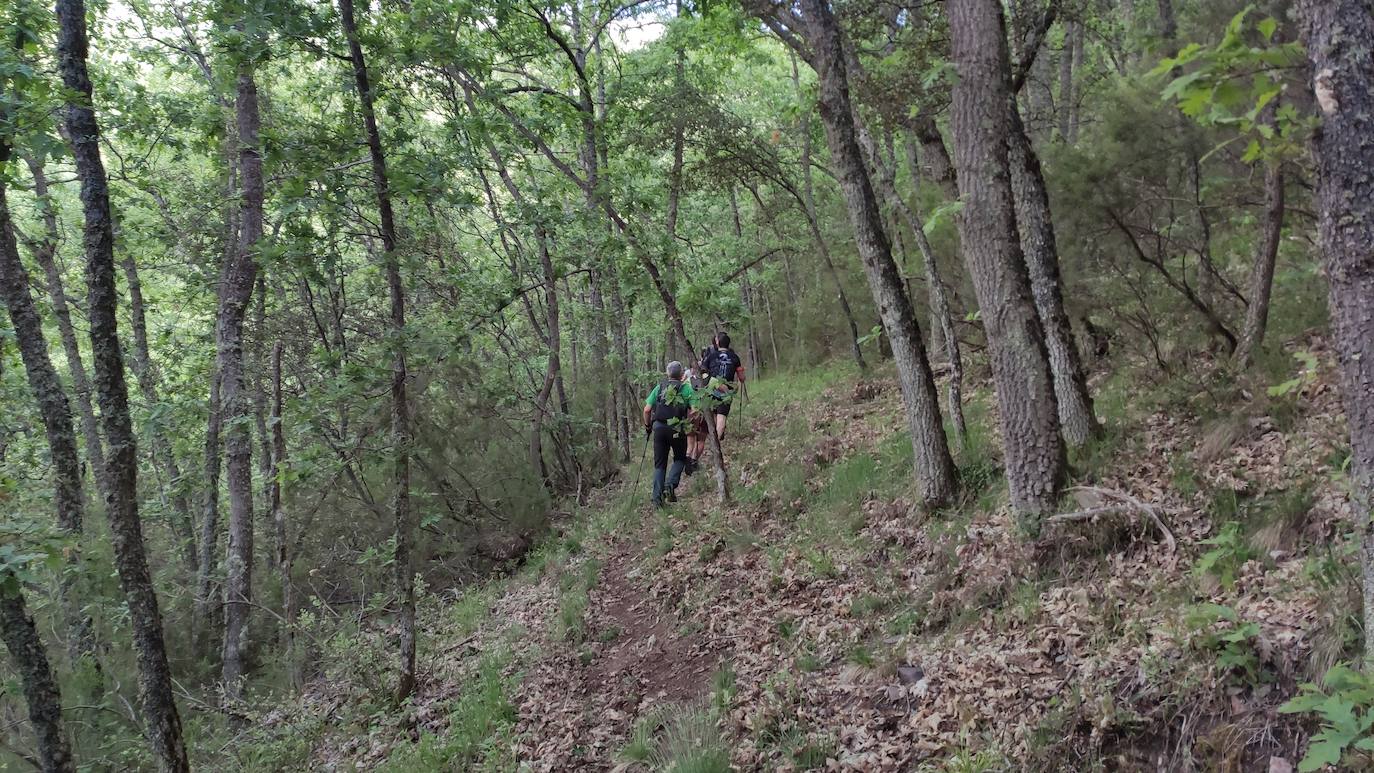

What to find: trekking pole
left=627, top=427, right=650, bottom=512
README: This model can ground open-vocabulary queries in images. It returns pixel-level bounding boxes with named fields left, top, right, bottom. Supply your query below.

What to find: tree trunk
left=196, top=367, right=222, bottom=641
left=0, top=140, right=96, bottom=669
left=1156, top=0, right=1178, bottom=50
left=1057, top=19, right=1076, bottom=142
left=1235, top=141, right=1284, bottom=368
left=1297, top=0, right=1374, bottom=666
left=790, top=53, right=868, bottom=372
left=532, top=225, right=564, bottom=494
left=253, top=276, right=273, bottom=568
left=118, top=245, right=196, bottom=573
left=949, top=0, right=1066, bottom=521
left=790, top=0, right=957, bottom=509
left=338, top=0, right=416, bottom=701
left=1069, top=18, right=1084, bottom=143
left=860, top=126, right=968, bottom=447
left=21, top=155, right=106, bottom=498
left=0, top=585, right=75, bottom=773
left=1007, top=106, right=1099, bottom=446
left=608, top=275, right=633, bottom=463
left=54, top=0, right=190, bottom=765
left=220, top=57, right=265, bottom=707
left=909, top=114, right=960, bottom=201
left=270, top=341, right=297, bottom=689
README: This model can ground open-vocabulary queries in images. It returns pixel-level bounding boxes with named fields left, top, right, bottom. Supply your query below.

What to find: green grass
left=378, top=653, right=518, bottom=772
left=555, top=557, right=602, bottom=644
left=617, top=706, right=731, bottom=773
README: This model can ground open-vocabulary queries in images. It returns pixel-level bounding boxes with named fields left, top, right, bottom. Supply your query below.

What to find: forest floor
left=251, top=334, right=1357, bottom=772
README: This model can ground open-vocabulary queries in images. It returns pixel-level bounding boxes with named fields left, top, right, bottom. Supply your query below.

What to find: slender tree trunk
left=254, top=277, right=274, bottom=568
left=196, top=367, right=222, bottom=639
left=791, top=52, right=868, bottom=372
left=909, top=114, right=960, bottom=201
left=861, top=126, right=968, bottom=447
left=1057, top=19, right=1076, bottom=142
left=339, top=0, right=416, bottom=701
left=532, top=225, right=563, bottom=494
left=949, top=0, right=1066, bottom=520
left=1297, top=0, right=1374, bottom=666
left=21, top=156, right=106, bottom=496
left=786, top=0, right=957, bottom=508
left=270, top=341, right=296, bottom=688
left=118, top=246, right=196, bottom=573
left=1007, top=107, right=1099, bottom=446
left=1156, top=0, right=1178, bottom=50
left=220, top=57, right=265, bottom=707
left=0, top=141, right=95, bottom=668
left=608, top=275, right=633, bottom=463
left=54, top=0, right=189, bottom=765
left=902, top=124, right=965, bottom=365
left=1069, top=19, right=1084, bottom=143
left=1235, top=136, right=1284, bottom=368
left=0, top=585, right=75, bottom=773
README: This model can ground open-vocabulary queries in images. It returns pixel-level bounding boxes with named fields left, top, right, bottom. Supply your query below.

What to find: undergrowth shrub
left=1280, top=663, right=1374, bottom=771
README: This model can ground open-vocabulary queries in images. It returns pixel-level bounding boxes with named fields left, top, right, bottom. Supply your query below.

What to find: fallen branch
left=1049, top=486, right=1178, bottom=555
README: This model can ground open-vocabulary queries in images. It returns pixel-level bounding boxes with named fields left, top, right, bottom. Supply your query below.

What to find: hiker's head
left=717, top=332, right=731, bottom=349
left=666, top=360, right=684, bottom=380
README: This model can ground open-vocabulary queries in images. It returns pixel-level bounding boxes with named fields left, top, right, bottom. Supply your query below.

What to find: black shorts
left=711, top=401, right=732, bottom=417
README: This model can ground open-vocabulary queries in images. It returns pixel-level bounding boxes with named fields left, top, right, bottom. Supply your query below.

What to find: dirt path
left=512, top=535, right=720, bottom=771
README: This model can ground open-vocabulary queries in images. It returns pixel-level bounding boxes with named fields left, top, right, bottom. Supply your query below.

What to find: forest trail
left=293, top=347, right=1351, bottom=771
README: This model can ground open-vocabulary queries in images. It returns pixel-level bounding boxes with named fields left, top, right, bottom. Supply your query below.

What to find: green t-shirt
left=645, top=380, right=697, bottom=408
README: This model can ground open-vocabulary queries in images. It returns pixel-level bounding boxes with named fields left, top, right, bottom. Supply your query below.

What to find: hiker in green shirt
left=641, top=361, right=697, bottom=507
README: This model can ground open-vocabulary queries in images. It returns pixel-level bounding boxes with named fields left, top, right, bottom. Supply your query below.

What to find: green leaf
left=1258, top=17, right=1278, bottom=41
left=1162, top=70, right=1207, bottom=102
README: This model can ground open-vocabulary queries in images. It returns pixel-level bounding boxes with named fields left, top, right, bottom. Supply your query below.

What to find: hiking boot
left=666, top=490, right=678, bottom=504
left=651, top=497, right=664, bottom=509
left=685, top=458, right=698, bottom=476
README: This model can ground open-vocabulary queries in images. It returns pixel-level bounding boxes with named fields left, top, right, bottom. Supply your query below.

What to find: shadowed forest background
left=2, top=0, right=1374, bottom=769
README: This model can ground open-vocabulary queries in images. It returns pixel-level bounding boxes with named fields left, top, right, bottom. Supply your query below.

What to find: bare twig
left=1049, top=486, right=1179, bottom=554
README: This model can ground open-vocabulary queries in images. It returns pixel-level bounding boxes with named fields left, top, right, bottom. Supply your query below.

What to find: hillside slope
left=246, top=342, right=1355, bottom=771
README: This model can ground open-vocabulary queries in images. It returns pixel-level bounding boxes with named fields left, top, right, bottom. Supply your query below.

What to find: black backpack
left=710, top=348, right=740, bottom=381
left=651, top=379, right=690, bottom=424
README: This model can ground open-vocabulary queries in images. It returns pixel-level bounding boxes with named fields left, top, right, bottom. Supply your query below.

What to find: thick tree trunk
left=791, top=0, right=957, bottom=509
left=1235, top=151, right=1284, bottom=368
left=22, top=156, right=106, bottom=497
left=54, top=0, right=190, bottom=766
left=1007, top=107, right=1099, bottom=446
left=338, top=0, right=416, bottom=701
left=949, top=0, right=1066, bottom=520
left=0, top=585, right=75, bottom=773
left=790, top=52, right=868, bottom=372
left=1297, top=0, right=1374, bottom=666
left=220, top=59, right=265, bottom=707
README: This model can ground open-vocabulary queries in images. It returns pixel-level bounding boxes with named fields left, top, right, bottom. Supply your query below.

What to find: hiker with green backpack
left=641, top=360, right=698, bottom=508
